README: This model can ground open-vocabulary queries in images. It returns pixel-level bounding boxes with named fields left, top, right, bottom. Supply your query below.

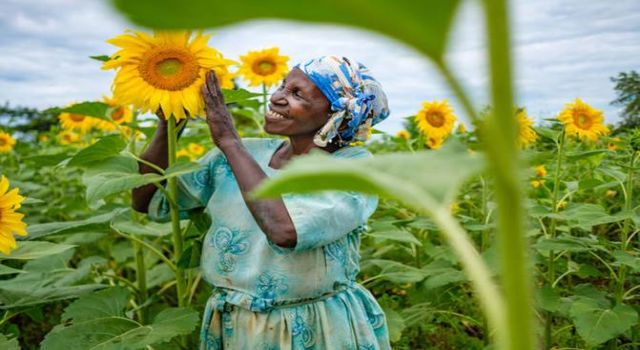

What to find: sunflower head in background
left=516, top=109, right=538, bottom=149
left=0, top=131, right=16, bottom=153
left=94, top=96, right=134, bottom=132
left=415, top=99, right=457, bottom=141
left=58, top=109, right=96, bottom=133
left=103, top=31, right=236, bottom=121
left=238, top=47, right=289, bottom=88
left=557, top=98, right=608, bottom=142
left=58, top=130, right=81, bottom=145
left=0, top=176, right=27, bottom=255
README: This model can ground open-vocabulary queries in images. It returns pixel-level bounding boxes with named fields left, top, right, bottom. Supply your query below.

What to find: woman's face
left=264, top=68, right=331, bottom=138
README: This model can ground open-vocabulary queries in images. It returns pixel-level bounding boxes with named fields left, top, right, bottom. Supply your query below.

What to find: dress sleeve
left=147, top=148, right=221, bottom=222
left=278, top=190, right=378, bottom=252
left=269, top=146, right=378, bottom=253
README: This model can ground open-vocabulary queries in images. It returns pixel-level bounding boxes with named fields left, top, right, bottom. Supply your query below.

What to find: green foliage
left=40, top=287, right=199, bottom=350
left=611, top=71, right=640, bottom=129
left=111, top=0, right=461, bottom=60
left=569, top=296, right=638, bottom=346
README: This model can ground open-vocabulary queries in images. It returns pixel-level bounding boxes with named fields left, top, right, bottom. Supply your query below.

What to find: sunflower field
left=1, top=1, right=639, bottom=349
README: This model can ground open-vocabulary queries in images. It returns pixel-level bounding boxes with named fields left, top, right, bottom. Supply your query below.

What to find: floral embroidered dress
left=148, top=138, right=390, bottom=350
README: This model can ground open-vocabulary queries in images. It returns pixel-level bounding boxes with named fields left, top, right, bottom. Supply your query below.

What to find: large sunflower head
left=238, top=47, right=289, bottom=88
left=59, top=110, right=96, bottom=133
left=557, top=98, right=609, bottom=141
left=94, top=96, right=134, bottom=131
left=516, top=109, right=538, bottom=148
left=414, top=99, right=457, bottom=140
left=0, top=176, right=27, bottom=255
left=0, top=131, right=16, bottom=153
left=103, top=31, right=236, bottom=121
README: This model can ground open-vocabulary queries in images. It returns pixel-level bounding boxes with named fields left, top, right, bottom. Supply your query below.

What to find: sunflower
left=396, top=130, right=410, bottom=140
left=557, top=98, right=608, bottom=141
left=516, top=109, right=538, bottom=148
left=426, top=136, right=444, bottom=150
left=0, top=131, right=16, bottom=153
left=58, top=110, right=96, bottom=133
left=94, top=96, right=134, bottom=131
left=58, top=130, right=80, bottom=145
left=535, top=165, right=547, bottom=178
left=103, top=31, right=236, bottom=121
left=238, top=47, right=289, bottom=87
left=415, top=99, right=457, bottom=140
left=187, top=143, right=205, bottom=157
left=176, top=149, right=193, bottom=160
left=0, top=176, right=27, bottom=255
left=531, top=180, right=544, bottom=189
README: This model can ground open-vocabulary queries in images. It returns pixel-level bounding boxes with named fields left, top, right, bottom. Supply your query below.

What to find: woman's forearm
left=217, top=138, right=297, bottom=248
left=131, top=120, right=170, bottom=213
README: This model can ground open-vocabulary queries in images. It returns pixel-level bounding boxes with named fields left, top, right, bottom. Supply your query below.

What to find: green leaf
left=90, top=55, right=111, bottom=62
left=611, top=250, right=640, bottom=272
left=164, top=161, right=201, bottom=177
left=128, top=308, right=199, bottom=347
left=41, top=308, right=199, bottom=350
left=112, top=219, right=172, bottom=237
left=111, top=0, right=462, bottom=60
left=569, top=297, right=638, bottom=347
left=536, top=127, right=561, bottom=142
left=221, top=88, right=263, bottom=104
left=0, top=265, right=24, bottom=276
left=367, top=229, right=422, bottom=246
left=83, top=156, right=163, bottom=206
left=63, top=287, right=130, bottom=322
left=381, top=307, right=405, bottom=343
left=68, top=135, right=127, bottom=167
left=0, top=242, right=76, bottom=260
left=26, top=209, right=126, bottom=240
left=0, top=333, right=19, bottom=350
left=534, top=235, right=601, bottom=256
left=254, top=141, right=484, bottom=209
left=82, top=156, right=202, bottom=207
left=566, top=149, right=608, bottom=161
left=369, top=259, right=428, bottom=283
left=46, top=102, right=110, bottom=121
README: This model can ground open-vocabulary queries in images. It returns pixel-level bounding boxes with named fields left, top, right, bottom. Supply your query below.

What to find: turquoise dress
left=148, top=138, right=391, bottom=350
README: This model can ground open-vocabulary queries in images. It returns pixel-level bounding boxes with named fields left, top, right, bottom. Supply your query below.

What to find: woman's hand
left=202, top=70, right=240, bottom=149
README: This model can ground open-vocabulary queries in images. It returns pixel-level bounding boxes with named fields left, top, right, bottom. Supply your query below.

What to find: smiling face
left=264, top=68, right=331, bottom=139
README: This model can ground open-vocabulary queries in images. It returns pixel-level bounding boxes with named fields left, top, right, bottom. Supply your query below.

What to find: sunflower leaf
left=0, top=242, right=76, bottom=260
left=253, top=140, right=484, bottom=210
left=110, top=0, right=462, bottom=60
left=68, top=135, right=127, bottom=167
left=46, top=102, right=111, bottom=122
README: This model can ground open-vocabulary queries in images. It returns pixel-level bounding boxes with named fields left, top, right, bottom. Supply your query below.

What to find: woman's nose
left=270, top=89, right=287, bottom=106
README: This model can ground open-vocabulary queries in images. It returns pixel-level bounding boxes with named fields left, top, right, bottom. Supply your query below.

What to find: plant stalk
left=482, top=0, right=536, bottom=349
left=167, top=116, right=186, bottom=307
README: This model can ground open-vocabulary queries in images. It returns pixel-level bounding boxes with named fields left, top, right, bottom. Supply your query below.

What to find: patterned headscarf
left=296, top=56, right=390, bottom=147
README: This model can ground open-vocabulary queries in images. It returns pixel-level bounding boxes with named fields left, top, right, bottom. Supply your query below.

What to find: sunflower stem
left=616, top=151, right=637, bottom=303
left=128, top=125, right=148, bottom=323
left=545, top=130, right=565, bottom=348
left=482, top=0, right=536, bottom=349
left=167, top=116, right=187, bottom=307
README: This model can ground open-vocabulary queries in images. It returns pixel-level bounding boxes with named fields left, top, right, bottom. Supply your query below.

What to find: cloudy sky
left=1, top=0, right=638, bottom=133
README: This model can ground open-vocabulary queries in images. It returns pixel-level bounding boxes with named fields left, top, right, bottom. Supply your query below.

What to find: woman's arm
left=131, top=112, right=185, bottom=213
left=202, top=71, right=297, bottom=248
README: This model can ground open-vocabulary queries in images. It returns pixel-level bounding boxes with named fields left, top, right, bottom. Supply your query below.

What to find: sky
left=0, top=0, right=639, bottom=133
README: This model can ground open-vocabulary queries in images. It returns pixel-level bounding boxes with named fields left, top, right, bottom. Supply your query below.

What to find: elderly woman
left=133, top=56, right=391, bottom=349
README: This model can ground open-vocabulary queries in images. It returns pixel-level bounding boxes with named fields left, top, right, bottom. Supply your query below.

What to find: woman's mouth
left=265, top=109, right=289, bottom=121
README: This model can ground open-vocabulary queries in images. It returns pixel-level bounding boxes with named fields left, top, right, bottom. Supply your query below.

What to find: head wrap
left=295, top=56, right=390, bottom=147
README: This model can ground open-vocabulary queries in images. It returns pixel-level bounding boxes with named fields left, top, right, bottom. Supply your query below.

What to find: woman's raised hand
left=201, top=70, right=240, bottom=147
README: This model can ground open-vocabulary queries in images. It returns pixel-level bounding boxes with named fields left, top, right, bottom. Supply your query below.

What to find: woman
left=133, top=56, right=391, bottom=349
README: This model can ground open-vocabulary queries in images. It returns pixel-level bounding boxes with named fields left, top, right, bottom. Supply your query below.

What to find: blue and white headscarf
left=296, top=56, right=390, bottom=147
